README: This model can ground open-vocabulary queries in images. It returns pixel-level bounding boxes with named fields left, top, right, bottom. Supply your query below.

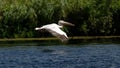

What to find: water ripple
left=0, top=44, right=120, bottom=68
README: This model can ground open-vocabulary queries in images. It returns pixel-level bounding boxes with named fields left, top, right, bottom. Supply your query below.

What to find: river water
left=0, top=38, right=120, bottom=68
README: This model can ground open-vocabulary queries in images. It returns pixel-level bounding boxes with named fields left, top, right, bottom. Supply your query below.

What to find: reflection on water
left=0, top=38, right=120, bottom=68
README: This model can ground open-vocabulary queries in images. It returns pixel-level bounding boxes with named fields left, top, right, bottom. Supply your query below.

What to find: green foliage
left=0, top=0, right=120, bottom=38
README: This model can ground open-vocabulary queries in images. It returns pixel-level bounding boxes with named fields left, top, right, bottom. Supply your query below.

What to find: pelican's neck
left=58, top=20, right=64, bottom=27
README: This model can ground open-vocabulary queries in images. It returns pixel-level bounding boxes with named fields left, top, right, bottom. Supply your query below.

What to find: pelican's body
left=35, top=20, right=74, bottom=42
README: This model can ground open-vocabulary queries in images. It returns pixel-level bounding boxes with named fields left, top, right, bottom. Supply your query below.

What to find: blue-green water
left=0, top=38, right=120, bottom=68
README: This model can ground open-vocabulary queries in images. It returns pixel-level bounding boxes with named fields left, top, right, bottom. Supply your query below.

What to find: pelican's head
left=58, top=20, right=75, bottom=26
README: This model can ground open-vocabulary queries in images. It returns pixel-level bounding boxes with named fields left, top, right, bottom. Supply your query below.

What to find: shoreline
left=0, top=36, right=120, bottom=41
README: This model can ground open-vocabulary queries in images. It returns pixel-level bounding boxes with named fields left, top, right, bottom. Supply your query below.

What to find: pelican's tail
left=35, top=27, right=43, bottom=30
left=35, top=28, right=40, bottom=30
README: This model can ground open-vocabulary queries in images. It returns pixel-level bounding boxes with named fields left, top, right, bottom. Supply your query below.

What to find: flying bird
left=35, top=20, right=75, bottom=42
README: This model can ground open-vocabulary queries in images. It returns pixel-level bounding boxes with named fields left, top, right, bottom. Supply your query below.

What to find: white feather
left=35, top=20, right=74, bottom=42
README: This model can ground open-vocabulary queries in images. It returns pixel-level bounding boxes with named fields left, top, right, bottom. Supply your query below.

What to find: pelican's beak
left=58, top=20, right=75, bottom=26
left=64, top=22, right=75, bottom=26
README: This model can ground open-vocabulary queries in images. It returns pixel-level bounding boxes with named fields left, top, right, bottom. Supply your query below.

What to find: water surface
left=0, top=38, right=120, bottom=68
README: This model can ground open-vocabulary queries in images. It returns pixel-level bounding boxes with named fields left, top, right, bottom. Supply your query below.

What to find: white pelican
left=35, top=20, right=75, bottom=42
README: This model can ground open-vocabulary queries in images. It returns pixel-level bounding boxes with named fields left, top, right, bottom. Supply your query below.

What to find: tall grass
left=0, top=0, right=120, bottom=38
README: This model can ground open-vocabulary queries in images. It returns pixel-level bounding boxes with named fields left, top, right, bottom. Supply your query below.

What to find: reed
left=0, top=0, right=120, bottom=38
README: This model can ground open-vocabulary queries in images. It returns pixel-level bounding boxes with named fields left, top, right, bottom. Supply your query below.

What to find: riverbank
left=0, top=36, right=120, bottom=41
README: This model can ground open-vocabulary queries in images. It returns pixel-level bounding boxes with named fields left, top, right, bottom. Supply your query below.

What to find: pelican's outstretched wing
left=35, top=23, right=69, bottom=42
left=49, top=28, right=68, bottom=42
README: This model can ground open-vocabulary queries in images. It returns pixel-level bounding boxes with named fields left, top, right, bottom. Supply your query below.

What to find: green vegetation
left=0, top=0, right=120, bottom=38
